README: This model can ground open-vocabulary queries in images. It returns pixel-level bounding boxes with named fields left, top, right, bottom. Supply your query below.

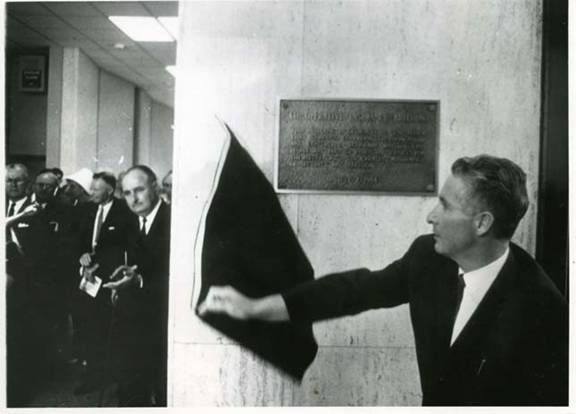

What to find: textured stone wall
left=170, top=0, right=542, bottom=406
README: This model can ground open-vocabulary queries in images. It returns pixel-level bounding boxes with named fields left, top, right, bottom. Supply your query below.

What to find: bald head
left=6, top=163, right=30, bottom=201
left=34, top=171, right=59, bottom=203
left=121, top=166, right=160, bottom=217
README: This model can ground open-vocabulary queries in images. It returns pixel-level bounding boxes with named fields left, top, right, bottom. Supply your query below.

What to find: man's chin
left=432, top=240, right=444, bottom=255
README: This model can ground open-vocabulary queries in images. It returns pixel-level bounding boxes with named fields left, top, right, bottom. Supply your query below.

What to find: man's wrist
left=249, top=298, right=263, bottom=319
left=251, top=294, right=289, bottom=322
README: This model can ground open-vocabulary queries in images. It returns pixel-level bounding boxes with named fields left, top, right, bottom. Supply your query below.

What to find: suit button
left=438, top=376, right=446, bottom=383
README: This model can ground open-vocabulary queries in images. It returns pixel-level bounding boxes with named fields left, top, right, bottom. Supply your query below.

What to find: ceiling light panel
left=157, top=17, right=178, bottom=40
left=109, top=16, right=174, bottom=42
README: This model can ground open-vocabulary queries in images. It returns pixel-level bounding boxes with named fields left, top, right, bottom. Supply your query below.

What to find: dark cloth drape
left=197, top=124, right=318, bottom=380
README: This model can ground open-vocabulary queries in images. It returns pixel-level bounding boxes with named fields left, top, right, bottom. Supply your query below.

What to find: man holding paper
left=74, top=171, right=133, bottom=394
left=102, top=165, right=171, bottom=407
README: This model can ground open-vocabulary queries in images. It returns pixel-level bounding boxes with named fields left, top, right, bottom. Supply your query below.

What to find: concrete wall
left=134, top=90, right=174, bottom=179
left=46, top=46, right=63, bottom=169
left=170, top=0, right=543, bottom=406
left=59, top=48, right=99, bottom=175
left=149, top=100, right=174, bottom=180
left=135, top=89, right=152, bottom=170
left=42, top=48, right=172, bottom=177
left=96, top=70, right=135, bottom=174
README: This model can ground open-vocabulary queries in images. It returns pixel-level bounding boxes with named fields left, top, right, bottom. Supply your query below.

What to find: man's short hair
left=51, top=168, right=64, bottom=179
left=36, top=168, right=58, bottom=179
left=451, top=155, right=529, bottom=240
left=123, top=165, right=158, bottom=187
left=6, top=163, right=29, bottom=180
left=93, top=171, right=117, bottom=189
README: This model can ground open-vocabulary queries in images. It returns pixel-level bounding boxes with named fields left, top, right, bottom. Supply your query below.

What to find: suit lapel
left=103, top=199, right=120, bottom=228
left=16, top=197, right=33, bottom=214
left=146, top=201, right=167, bottom=241
left=7, top=196, right=33, bottom=215
left=449, top=250, right=517, bottom=352
left=434, top=260, right=461, bottom=352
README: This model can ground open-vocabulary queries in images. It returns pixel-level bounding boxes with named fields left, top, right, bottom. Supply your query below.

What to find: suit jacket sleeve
left=283, top=238, right=418, bottom=323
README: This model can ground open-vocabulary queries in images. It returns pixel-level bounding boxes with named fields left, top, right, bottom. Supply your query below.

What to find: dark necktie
left=7, top=201, right=15, bottom=217
left=140, top=217, right=147, bottom=237
left=6, top=201, right=16, bottom=242
left=93, top=205, right=104, bottom=248
left=452, top=273, right=466, bottom=329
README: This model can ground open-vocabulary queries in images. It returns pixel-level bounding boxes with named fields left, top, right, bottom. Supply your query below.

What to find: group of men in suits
left=199, top=154, right=568, bottom=406
left=5, top=163, right=171, bottom=407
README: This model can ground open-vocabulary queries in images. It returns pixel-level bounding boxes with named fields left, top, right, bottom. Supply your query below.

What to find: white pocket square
left=17, top=222, right=29, bottom=228
left=108, top=226, right=116, bottom=230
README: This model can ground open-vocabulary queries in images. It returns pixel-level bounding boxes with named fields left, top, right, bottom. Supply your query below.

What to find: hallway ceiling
left=6, top=1, right=178, bottom=107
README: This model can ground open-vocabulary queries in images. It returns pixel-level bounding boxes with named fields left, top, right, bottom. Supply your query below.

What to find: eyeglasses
left=6, top=178, right=26, bottom=185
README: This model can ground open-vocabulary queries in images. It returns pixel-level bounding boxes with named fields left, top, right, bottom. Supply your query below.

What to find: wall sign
left=276, top=99, right=439, bottom=195
left=18, top=55, right=46, bottom=93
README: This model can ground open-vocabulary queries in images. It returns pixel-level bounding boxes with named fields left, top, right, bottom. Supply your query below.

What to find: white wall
left=149, top=100, right=174, bottom=180
left=134, top=90, right=174, bottom=179
left=51, top=50, right=174, bottom=177
left=46, top=46, right=63, bottom=169
left=135, top=89, right=152, bottom=169
left=59, top=48, right=99, bottom=175
left=171, top=0, right=543, bottom=406
left=97, top=70, right=135, bottom=174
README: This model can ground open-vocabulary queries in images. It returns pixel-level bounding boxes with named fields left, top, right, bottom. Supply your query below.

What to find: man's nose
left=426, top=205, right=438, bottom=224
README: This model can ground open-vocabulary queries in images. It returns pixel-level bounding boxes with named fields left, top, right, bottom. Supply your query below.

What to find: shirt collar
left=139, top=199, right=162, bottom=229
left=458, top=247, right=510, bottom=296
left=11, top=196, right=28, bottom=211
left=98, top=198, right=114, bottom=218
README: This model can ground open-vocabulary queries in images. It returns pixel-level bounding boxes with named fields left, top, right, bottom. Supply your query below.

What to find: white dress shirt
left=91, top=199, right=114, bottom=248
left=451, top=247, right=510, bottom=345
left=7, top=197, right=29, bottom=246
left=138, top=199, right=162, bottom=235
left=7, top=197, right=28, bottom=216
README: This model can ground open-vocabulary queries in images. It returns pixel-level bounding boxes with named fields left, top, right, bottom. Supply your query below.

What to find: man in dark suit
left=12, top=169, right=71, bottom=320
left=199, top=155, right=568, bottom=406
left=73, top=171, right=133, bottom=394
left=5, top=163, right=36, bottom=277
left=5, top=167, right=77, bottom=400
left=5, top=163, right=42, bottom=406
left=102, top=165, right=171, bottom=407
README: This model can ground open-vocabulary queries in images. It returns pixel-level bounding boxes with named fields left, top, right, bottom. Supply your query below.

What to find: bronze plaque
left=276, top=99, right=438, bottom=194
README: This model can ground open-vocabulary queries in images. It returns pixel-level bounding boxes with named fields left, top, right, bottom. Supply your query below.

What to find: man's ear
left=474, top=211, right=494, bottom=237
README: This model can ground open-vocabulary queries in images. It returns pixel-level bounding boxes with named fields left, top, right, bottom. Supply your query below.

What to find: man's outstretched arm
left=197, top=286, right=290, bottom=321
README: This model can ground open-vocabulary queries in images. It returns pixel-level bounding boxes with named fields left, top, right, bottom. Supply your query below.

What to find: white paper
left=79, top=275, right=102, bottom=298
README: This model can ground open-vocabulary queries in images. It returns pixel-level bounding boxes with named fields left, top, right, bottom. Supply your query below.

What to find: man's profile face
left=34, top=172, right=59, bottom=203
left=58, top=180, right=89, bottom=206
left=6, top=166, right=29, bottom=200
left=90, top=178, right=113, bottom=205
left=122, top=169, right=158, bottom=217
left=426, top=174, right=479, bottom=260
left=162, top=172, right=172, bottom=203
